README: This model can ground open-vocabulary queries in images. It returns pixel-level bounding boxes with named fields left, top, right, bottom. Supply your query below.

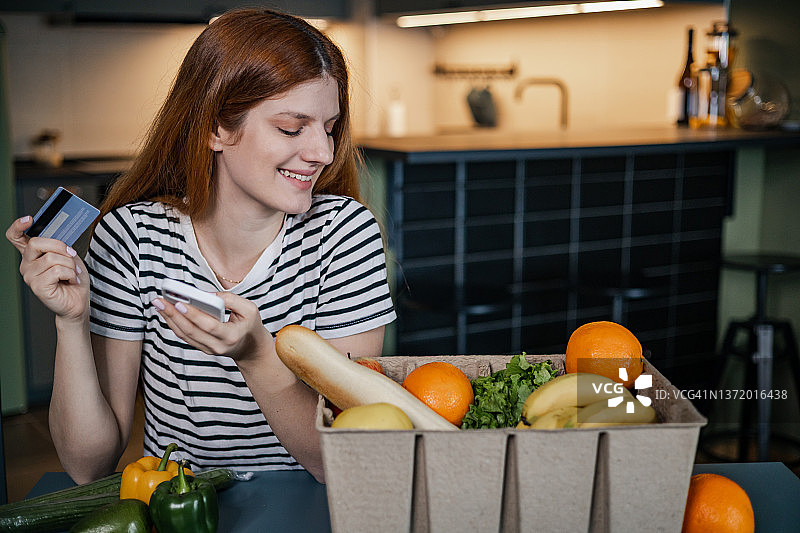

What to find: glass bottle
left=677, top=27, right=695, bottom=127
left=703, top=21, right=738, bottom=127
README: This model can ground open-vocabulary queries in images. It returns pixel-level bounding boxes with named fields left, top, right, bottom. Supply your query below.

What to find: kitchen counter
left=14, top=157, right=133, bottom=181
left=27, top=462, right=800, bottom=532
left=357, top=125, right=800, bottom=160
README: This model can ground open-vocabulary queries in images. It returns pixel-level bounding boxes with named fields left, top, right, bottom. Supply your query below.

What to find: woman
left=5, top=9, right=395, bottom=484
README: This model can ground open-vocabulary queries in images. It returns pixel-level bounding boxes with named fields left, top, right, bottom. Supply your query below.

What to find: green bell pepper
left=149, top=459, right=219, bottom=533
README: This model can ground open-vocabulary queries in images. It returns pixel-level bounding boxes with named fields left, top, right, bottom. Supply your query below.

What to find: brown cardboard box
left=317, top=354, right=706, bottom=533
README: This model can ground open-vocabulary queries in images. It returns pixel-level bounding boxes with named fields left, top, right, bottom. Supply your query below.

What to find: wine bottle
left=676, top=27, right=694, bottom=127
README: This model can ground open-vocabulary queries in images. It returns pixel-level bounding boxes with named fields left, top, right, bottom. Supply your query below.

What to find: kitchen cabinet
left=359, top=127, right=800, bottom=395
left=14, top=159, right=128, bottom=406
left=0, top=1, right=347, bottom=22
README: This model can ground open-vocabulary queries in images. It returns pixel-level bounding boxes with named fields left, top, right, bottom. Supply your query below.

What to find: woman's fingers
left=21, top=239, right=80, bottom=280
left=217, top=291, right=259, bottom=322
left=153, top=297, right=225, bottom=353
left=5, top=215, right=33, bottom=253
left=154, top=292, right=267, bottom=358
left=22, top=235, right=77, bottom=263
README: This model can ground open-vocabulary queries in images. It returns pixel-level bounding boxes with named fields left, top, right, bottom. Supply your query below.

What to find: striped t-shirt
left=85, top=195, right=396, bottom=471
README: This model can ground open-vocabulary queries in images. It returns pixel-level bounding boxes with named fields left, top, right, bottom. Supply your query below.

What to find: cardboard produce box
left=317, top=354, right=706, bottom=533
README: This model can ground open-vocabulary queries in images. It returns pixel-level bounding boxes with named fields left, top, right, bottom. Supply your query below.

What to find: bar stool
left=574, top=272, right=669, bottom=324
left=1, top=383, right=6, bottom=504
left=397, top=280, right=514, bottom=354
left=707, top=253, right=800, bottom=464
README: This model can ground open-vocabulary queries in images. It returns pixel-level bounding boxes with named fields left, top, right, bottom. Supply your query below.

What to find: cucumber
left=196, top=467, right=236, bottom=492
left=68, top=499, right=151, bottom=533
left=1, top=473, right=122, bottom=511
left=0, top=493, right=119, bottom=533
left=0, top=467, right=235, bottom=533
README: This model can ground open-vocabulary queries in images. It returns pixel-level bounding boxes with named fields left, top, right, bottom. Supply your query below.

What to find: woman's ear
left=208, top=126, right=226, bottom=152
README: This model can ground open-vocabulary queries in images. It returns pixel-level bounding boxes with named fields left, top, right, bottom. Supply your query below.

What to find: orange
left=565, top=321, right=643, bottom=388
left=402, top=362, right=474, bottom=426
left=682, top=473, right=754, bottom=533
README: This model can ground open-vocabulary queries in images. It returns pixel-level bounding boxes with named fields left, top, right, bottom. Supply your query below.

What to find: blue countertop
left=28, top=462, right=800, bottom=532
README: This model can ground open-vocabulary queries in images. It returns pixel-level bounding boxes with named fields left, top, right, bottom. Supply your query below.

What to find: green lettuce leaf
left=461, top=354, right=557, bottom=429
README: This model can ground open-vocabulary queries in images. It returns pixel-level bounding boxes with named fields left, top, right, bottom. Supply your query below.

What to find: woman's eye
left=278, top=127, right=302, bottom=137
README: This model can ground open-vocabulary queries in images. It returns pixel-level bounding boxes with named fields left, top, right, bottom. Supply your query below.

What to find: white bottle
left=386, top=89, right=406, bottom=137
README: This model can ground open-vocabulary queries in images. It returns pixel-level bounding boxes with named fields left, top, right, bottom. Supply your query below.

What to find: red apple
left=354, top=357, right=385, bottom=375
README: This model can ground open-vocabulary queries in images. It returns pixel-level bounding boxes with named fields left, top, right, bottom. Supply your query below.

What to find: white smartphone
left=162, top=279, right=226, bottom=322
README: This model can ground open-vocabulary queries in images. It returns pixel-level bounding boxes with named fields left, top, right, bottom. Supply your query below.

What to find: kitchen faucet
left=514, top=77, right=569, bottom=129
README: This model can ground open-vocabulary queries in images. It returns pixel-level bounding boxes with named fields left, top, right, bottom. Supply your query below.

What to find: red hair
left=99, top=8, right=360, bottom=221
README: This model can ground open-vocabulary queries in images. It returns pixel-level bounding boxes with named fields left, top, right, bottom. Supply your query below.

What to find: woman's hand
left=153, top=291, right=272, bottom=363
left=6, top=216, right=89, bottom=320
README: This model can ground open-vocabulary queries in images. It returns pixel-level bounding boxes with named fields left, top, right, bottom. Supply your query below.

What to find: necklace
left=209, top=266, right=244, bottom=285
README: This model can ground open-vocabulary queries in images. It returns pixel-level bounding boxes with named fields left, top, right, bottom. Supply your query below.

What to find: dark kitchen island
left=357, top=126, right=800, bottom=395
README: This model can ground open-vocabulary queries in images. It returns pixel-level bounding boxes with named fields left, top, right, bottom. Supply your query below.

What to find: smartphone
left=162, top=279, right=226, bottom=322
left=25, top=186, right=100, bottom=247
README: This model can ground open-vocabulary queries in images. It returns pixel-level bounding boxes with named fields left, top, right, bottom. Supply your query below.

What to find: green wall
left=720, top=147, right=800, bottom=334
left=0, top=22, right=27, bottom=415
left=719, top=0, right=800, bottom=334
left=730, top=0, right=800, bottom=121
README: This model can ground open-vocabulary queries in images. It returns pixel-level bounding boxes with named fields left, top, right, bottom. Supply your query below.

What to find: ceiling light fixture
left=396, top=0, right=664, bottom=28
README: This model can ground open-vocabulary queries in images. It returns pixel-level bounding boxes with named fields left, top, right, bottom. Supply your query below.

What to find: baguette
left=275, top=325, right=458, bottom=430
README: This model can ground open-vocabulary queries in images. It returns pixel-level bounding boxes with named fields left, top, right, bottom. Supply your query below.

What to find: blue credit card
left=25, top=187, right=101, bottom=247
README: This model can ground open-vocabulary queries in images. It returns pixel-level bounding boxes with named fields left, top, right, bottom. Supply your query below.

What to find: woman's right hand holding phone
left=6, top=215, right=89, bottom=321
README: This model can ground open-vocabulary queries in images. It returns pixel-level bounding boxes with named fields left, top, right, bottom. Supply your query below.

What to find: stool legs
left=754, top=324, right=774, bottom=461
left=717, top=319, right=800, bottom=463
left=738, top=335, right=757, bottom=462
left=776, top=322, right=800, bottom=416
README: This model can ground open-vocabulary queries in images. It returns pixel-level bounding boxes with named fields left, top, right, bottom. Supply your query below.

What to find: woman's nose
left=301, top=127, right=334, bottom=166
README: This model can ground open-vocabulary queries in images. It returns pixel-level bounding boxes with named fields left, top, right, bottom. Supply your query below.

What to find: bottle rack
left=432, top=63, right=517, bottom=80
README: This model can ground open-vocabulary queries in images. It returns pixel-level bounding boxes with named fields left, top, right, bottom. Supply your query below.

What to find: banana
left=515, top=419, right=531, bottom=429
left=521, top=372, right=629, bottom=423
left=576, top=397, right=657, bottom=428
left=528, top=406, right=579, bottom=429
left=546, top=397, right=628, bottom=429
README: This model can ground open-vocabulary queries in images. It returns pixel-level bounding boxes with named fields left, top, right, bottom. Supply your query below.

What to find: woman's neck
left=193, top=201, right=285, bottom=288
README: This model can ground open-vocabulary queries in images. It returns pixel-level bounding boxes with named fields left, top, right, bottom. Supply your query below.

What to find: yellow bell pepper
left=120, top=442, right=193, bottom=505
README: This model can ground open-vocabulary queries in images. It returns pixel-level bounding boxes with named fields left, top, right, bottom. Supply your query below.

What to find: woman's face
left=210, top=75, right=339, bottom=217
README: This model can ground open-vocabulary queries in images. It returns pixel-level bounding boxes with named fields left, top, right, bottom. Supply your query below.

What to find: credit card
left=25, top=187, right=101, bottom=247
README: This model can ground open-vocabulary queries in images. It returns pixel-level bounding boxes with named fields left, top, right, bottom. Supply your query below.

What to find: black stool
left=708, top=253, right=800, bottom=464
left=574, top=273, right=669, bottom=324
left=398, top=281, right=514, bottom=354
left=0, top=383, right=6, bottom=504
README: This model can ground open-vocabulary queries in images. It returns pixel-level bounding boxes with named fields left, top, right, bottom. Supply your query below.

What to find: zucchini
left=0, top=473, right=121, bottom=511
left=0, top=467, right=235, bottom=533
left=0, top=493, right=119, bottom=533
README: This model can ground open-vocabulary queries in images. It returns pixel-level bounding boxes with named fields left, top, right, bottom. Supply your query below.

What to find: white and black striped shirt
left=86, top=195, right=396, bottom=471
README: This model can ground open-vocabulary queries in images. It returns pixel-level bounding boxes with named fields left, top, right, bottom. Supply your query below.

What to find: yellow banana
left=521, top=372, right=629, bottom=423
left=576, top=397, right=657, bottom=428
left=529, top=406, right=579, bottom=429
left=557, top=395, right=632, bottom=429
left=515, top=419, right=531, bottom=429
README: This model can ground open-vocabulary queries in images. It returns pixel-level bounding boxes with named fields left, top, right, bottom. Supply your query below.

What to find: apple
left=329, top=358, right=387, bottom=416
left=354, top=357, right=385, bottom=375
